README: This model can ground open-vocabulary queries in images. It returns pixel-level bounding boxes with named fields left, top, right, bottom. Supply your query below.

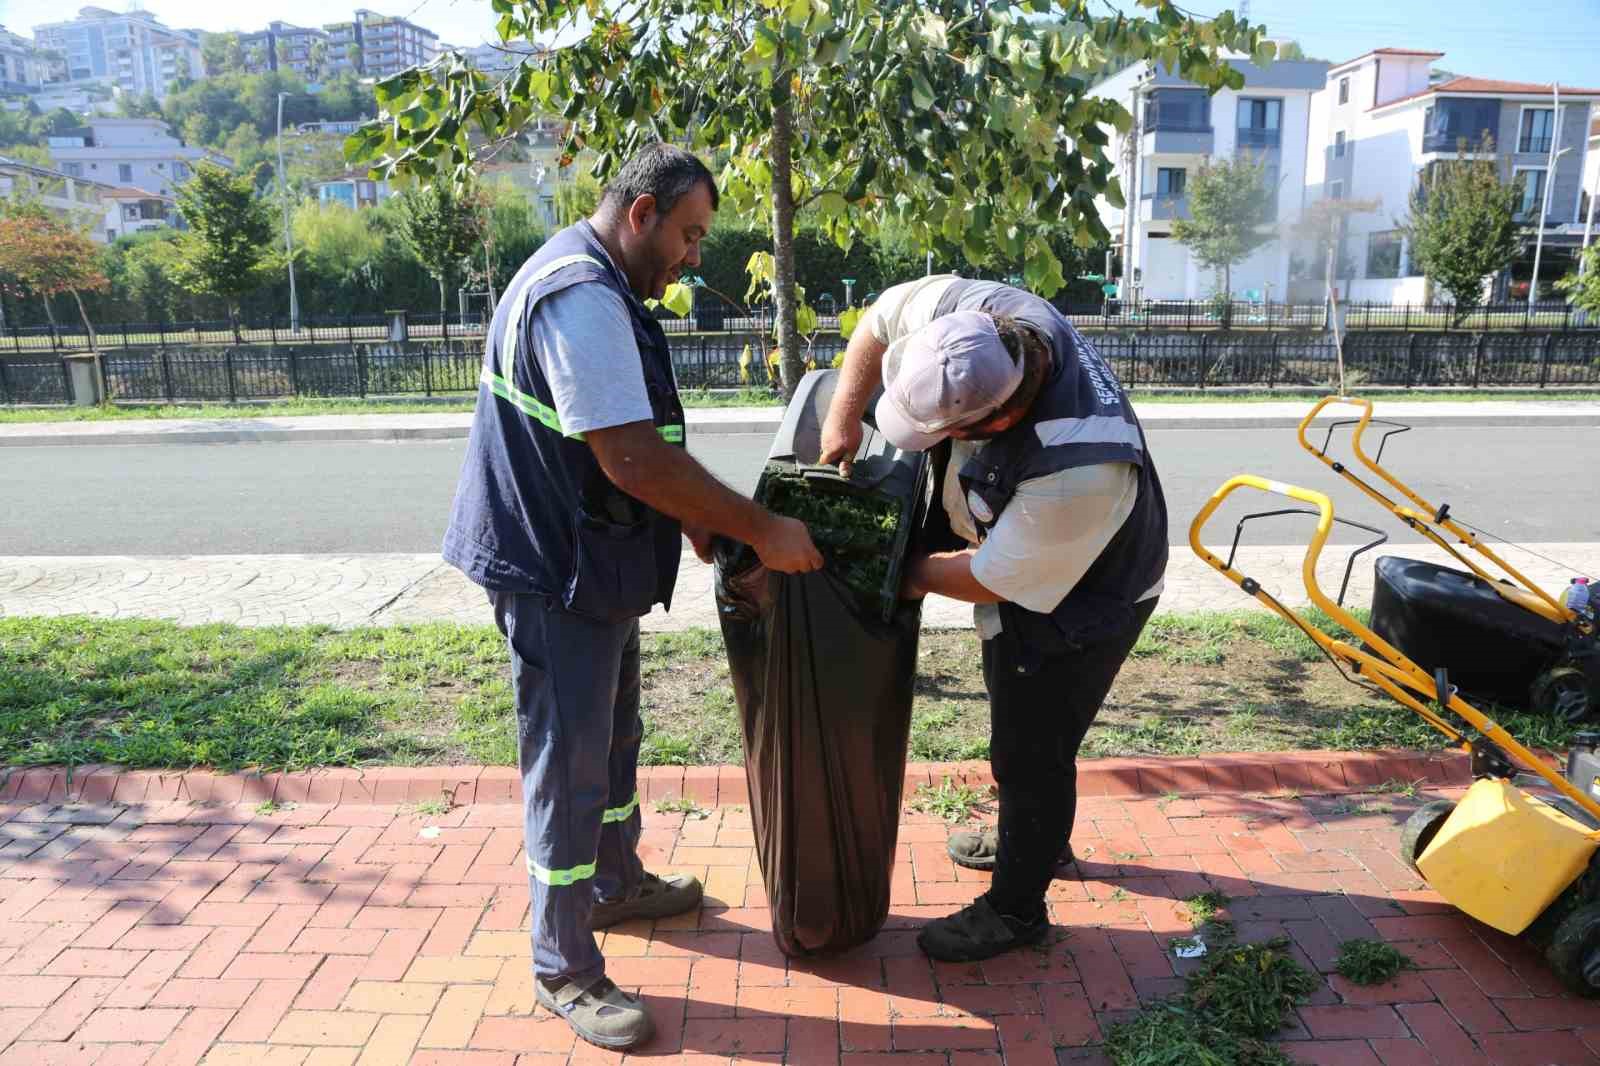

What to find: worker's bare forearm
left=588, top=423, right=772, bottom=546
left=832, top=328, right=888, bottom=423
left=906, top=550, right=1003, bottom=604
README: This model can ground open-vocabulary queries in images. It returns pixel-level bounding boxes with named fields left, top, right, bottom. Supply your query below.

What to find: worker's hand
left=683, top=523, right=715, bottom=564
left=818, top=410, right=864, bottom=478
left=754, top=515, right=825, bottom=574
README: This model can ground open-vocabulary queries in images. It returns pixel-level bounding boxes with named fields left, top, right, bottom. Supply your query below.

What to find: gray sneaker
left=536, top=975, right=654, bottom=1050
left=590, top=871, right=703, bottom=930
left=946, top=827, right=1074, bottom=871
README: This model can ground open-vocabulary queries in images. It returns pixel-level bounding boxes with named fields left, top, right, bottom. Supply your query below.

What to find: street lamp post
left=1528, top=84, right=1566, bottom=306
left=276, top=92, right=301, bottom=333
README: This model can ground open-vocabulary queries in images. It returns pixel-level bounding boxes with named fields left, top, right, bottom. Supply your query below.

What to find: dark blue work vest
left=937, top=280, right=1169, bottom=655
left=442, top=221, right=686, bottom=621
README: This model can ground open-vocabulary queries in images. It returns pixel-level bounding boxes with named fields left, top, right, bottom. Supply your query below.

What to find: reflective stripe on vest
left=526, top=855, right=598, bottom=886
left=487, top=254, right=685, bottom=445
left=602, top=791, right=640, bottom=824
left=479, top=367, right=683, bottom=443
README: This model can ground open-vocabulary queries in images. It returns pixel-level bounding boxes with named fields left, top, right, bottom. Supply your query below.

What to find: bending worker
left=820, top=275, right=1167, bottom=962
left=443, top=144, right=822, bottom=1051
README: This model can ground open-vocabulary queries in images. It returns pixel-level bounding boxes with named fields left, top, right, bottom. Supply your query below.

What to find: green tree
left=222, top=122, right=271, bottom=183
left=1402, top=137, right=1521, bottom=320
left=106, top=230, right=189, bottom=320
left=477, top=180, right=546, bottom=296
left=33, top=108, right=81, bottom=138
left=348, top=0, right=1266, bottom=393
left=117, top=92, right=164, bottom=119
left=551, top=173, right=601, bottom=228
left=393, top=180, right=486, bottom=317
left=168, top=161, right=279, bottom=341
left=1172, top=153, right=1277, bottom=310
left=202, top=32, right=248, bottom=77
left=308, top=39, right=330, bottom=83
left=1557, top=244, right=1600, bottom=319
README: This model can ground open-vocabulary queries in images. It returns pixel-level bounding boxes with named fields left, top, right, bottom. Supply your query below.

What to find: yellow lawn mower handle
left=1190, top=474, right=1600, bottom=831
left=1296, top=395, right=1574, bottom=626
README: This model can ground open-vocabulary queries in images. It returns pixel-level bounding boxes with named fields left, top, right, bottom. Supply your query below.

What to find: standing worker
left=819, top=275, right=1167, bottom=962
left=443, top=144, right=823, bottom=1050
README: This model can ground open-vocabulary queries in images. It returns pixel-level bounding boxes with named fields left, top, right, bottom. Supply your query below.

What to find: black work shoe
left=589, top=871, right=703, bottom=930
left=537, top=975, right=654, bottom=1049
left=916, top=894, right=1050, bottom=962
left=946, top=827, right=1075, bottom=871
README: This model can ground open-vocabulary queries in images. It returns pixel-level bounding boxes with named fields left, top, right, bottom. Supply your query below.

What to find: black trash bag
left=713, top=369, right=930, bottom=956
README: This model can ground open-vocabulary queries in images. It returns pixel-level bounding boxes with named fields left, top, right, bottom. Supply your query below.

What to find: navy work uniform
left=442, top=220, right=685, bottom=985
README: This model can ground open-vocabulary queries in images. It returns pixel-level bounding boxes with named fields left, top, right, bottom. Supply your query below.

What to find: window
left=1156, top=167, right=1186, bottom=197
left=1237, top=98, right=1282, bottom=149
left=106, top=229, right=116, bottom=243
left=1334, top=131, right=1346, bottom=158
left=1143, top=89, right=1210, bottom=131
left=118, top=163, right=132, bottom=182
left=1329, top=180, right=1345, bottom=201
left=61, top=162, right=82, bottom=177
left=1367, top=231, right=1403, bottom=278
left=173, top=162, right=189, bottom=180
left=1519, top=108, right=1554, bottom=154
left=1423, top=99, right=1500, bottom=153
left=1338, top=77, right=1350, bottom=105
left=1516, top=167, right=1547, bottom=218
left=123, top=204, right=138, bottom=220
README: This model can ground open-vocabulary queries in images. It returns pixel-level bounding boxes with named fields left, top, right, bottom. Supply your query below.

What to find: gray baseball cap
left=874, top=310, right=1025, bottom=452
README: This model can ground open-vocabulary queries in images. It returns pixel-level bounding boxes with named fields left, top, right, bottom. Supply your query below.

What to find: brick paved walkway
left=5, top=542, right=1597, bottom=630
left=2, top=775, right=1599, bottom=1064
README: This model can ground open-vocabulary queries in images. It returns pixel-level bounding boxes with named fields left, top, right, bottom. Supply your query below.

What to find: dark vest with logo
left=442, top=221, right=685, bottom=621
left=936, top=280, right=1168, bottom=656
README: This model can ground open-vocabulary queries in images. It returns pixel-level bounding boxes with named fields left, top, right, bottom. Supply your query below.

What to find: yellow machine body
left=1418, top=778, right=1597, bottom=934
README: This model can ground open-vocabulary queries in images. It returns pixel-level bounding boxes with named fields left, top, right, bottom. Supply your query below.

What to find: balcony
left=1141, top=192, right=1190, bottom=221
left=1518, top=136, right=1553, bottom=155
left=1422, top=98, right=1501, bottom=154
left=1236, top=127, right=1281, bottom=151
left=1142, top=125, right=1213, bottom=156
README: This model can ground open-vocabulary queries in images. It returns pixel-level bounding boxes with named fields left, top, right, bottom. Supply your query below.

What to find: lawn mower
left=1189, top=401, right=1600, bottom=994
left=1296, top=396, right=1599, bottom=722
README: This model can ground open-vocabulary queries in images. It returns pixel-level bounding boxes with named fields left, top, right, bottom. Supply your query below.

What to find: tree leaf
left=838, top=305, right=863, bottom=339
left=660, top=281, right=694, bottom=317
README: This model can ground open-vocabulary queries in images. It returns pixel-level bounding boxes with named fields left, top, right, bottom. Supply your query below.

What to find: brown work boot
left=536, top=974, right=654, bottom=1050
left=946, top=827, right=1075, bottom=871
left=589, top=871, right=703, bottom=930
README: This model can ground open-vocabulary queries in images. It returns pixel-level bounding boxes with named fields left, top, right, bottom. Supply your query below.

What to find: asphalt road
left=3, top=426, right=1593, bottom=556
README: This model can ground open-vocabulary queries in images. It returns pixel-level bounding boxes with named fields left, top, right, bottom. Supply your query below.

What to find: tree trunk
left=438, top=277, right=447, bottom=324
left=69, top=288, right=98, bottom=352
left=769, top=97, right=802, bottom=399
left=40, top=294, right=57, bottom=329
left=229, top=301, right=243, bottom=345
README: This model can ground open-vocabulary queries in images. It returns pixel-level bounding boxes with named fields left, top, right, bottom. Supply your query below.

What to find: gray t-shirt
left=527, top=257, right=653, bottom=436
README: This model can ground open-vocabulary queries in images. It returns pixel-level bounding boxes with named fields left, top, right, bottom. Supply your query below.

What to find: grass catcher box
left=1370, top=555, right=1565, bottom=709
left=714, top=369, right=930, bottom=956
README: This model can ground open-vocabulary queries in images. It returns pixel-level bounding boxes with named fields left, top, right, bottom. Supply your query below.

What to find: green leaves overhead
left=348, top=0, right=1264, bottom=300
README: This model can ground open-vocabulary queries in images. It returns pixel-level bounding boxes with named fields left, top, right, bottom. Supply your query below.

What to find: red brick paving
left=0, top=765, right=1594, bottom=1064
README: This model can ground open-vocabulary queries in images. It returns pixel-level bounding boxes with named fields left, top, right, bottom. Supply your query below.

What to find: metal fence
left=29, top=329, right=1583, bottom=406
left=0, top=357, right=71, bottom=405
left=9, top=296, right=1598, bottom=357
left=1098, top=331, right=1600, bottom=389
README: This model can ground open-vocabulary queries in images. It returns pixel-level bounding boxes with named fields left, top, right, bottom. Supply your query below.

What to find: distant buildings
left=47, top=117, right=231, bottom=199
left=32, top=6, right=203, bottom=102
left=239, top=21, right=330, bottom=80
left=0, top=153, right=177, bottom=243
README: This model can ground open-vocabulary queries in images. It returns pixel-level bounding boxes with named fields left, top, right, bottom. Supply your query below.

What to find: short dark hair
left=988, top=314, right=1051, bottom=423
left=599, top=143, right=719, bottom=217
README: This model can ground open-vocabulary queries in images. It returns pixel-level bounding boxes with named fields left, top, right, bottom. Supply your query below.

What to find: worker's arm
left=586, top=421, right=823, bottom=573
left=817, top=326, right=889, bottom=474
left=901, top=549, right=1004, bottom=604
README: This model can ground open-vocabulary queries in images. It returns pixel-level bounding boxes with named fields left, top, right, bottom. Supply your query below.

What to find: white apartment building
left=48, top=118, right=231, bottom=199
left=1304, top=50, right=1600, bottom=303
left=0, top=154, right=176, bottom=243
left=1095, top=56, right=1331, bottom=303
left=323, top=9, right=439, bottom=79
left=0, top=25, right=48, bottom=93
left=240, top=22, right=330, bottom=80
left=32, top=6, right=203, bottom=102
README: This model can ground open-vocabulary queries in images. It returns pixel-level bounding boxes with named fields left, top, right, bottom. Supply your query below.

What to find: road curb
left=4, top=408, right=1598, bottom=446
left=0, top=748, right=1478, bottom=806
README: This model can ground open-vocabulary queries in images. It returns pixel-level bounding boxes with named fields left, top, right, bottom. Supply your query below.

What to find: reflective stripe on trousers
left=492, top=590, right=645, bottom=983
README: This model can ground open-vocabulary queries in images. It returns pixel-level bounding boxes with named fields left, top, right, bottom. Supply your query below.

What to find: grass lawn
left=0, top=611, right=1574, bottom=774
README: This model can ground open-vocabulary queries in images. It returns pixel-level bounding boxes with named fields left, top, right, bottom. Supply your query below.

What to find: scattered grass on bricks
left=1106, top=938, right=1318, bottom=1066
left=1335, top=939, right=1412, bottom=985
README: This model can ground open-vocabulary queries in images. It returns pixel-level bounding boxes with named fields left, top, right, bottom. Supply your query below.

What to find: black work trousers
left=983, top=598, right=1159, bottom=920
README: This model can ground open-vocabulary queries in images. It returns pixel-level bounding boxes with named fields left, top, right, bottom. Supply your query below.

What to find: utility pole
left=1529, top=84, right=1560, bottom=305
left=276, top=92, right=300, bottom=332
left=1583, top=102, right=1598, bottom=276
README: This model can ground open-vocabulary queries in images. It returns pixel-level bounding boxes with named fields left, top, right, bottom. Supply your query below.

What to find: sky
left=1, top=0, right=1597, bottom=87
